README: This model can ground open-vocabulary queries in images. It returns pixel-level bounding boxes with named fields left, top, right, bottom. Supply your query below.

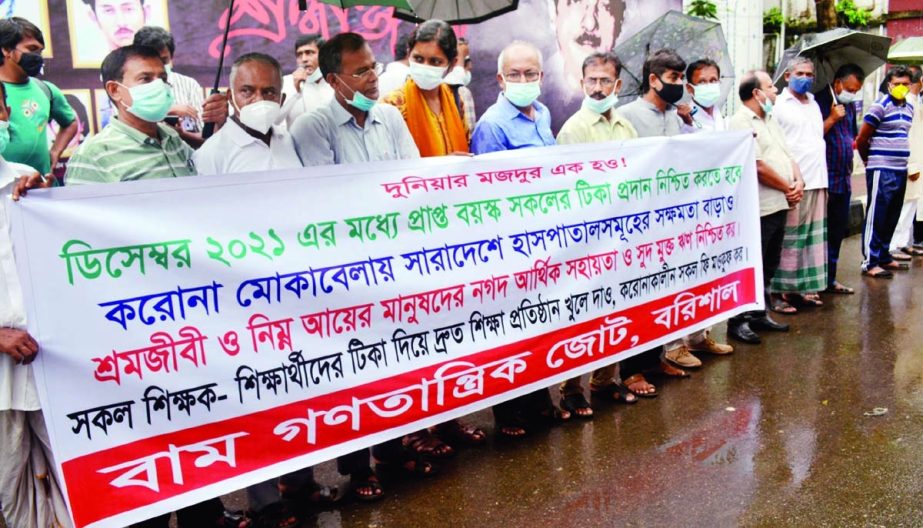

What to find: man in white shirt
left=376, top=33, right=411, bottom=97
left=280, top=34, right=334, bottom=129
left=682, top=58, right=726, bottom=132
left=196, top=53, right=301, bottom=175
left=770, top=56, right=828, bottom=311
left=0, top=77, right=71, bottom=526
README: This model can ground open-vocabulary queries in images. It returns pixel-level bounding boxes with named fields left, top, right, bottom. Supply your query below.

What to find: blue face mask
left=335, top=75, right=376, bottom=112
left=0, top=121, right=9, bottom=155
left=789, top=76, right=814, bottom=95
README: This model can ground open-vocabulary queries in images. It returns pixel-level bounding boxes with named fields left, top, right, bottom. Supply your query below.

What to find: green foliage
left=687, top=0, right=719, bottom=21
left=763, top=7, right=784, bottom=31
left=835, top=0, right=872, bottom=28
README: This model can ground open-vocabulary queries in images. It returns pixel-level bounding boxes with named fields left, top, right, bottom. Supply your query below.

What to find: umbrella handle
left=204, top=0, right=236, bottom=140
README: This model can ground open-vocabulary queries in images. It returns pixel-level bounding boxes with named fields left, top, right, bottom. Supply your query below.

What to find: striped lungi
left=771, top=188, right=828, bottom=293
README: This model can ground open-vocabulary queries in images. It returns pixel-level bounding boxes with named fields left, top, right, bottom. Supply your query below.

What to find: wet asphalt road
left=218, top=234, right=923, bottom=528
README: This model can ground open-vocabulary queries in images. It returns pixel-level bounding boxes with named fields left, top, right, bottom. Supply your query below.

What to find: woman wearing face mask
left=380, top=19, right=471, bottom=157
left=379, top=19, right=486, bottom=457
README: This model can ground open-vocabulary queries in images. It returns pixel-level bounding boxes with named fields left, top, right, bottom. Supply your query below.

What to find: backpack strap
left=32, top=78, right=55, bottom=119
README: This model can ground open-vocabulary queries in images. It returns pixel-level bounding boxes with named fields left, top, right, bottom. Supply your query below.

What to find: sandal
left=862, top=268, right=894, bottom=279
left=537, top=404, right=571, bottom=425
left=771, top=295, right=798, bottom=314
left=590, top=382, right=638, bottom=404
left=374, top=456, right=438, bottom=479
left=824, top=282, right=854, bottom=294
left=403, top=430, right=454, bottom=459
left=250, top=503, right=298, bottom=528
left=432, top=419, right=486, bottom=446
left=882, top=261, right=909, bottom=271
left=799, top=293, right=823, bottom=307
left=890, top=251, right=912, bottom=262
left=623, top=373, right=657, bottom=397
left=278, top=479, right=338, bottom=505
left=349, top=467, right=384, bottom=502
left=560, top=392, right=594, bottom=418
left=656, top=360, right=690, bottom=378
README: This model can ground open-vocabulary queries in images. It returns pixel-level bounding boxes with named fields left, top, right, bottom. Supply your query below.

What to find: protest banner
left=9, top=131, right=762, bottom=527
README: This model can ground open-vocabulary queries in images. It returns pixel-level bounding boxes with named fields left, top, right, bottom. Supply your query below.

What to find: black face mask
left=654, top=76, right=684, bottom=105
left=18, top=52, right=44, bottom=78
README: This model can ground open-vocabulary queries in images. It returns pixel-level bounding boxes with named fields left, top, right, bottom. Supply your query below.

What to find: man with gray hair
left=195, top=52, right=301, bottom=174
left=769, top=56, right=828, bottom=312
left=471, top=41, right=555, bottom=154
left=471, top=41, right=566, bottom=438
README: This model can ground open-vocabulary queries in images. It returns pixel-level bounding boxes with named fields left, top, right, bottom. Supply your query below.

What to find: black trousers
left=492, top=389, right=555, bottom=427
left=133, top=498, right=225, bottom=528
left=618, top=346, right=664, bottom=380
left=826, top=191, right=851, bottom=287
left=730, top=209, right=788, bottom=325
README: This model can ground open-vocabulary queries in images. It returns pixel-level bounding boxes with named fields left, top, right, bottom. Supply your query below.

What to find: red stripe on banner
left=63, top=269, right=757, bottom=527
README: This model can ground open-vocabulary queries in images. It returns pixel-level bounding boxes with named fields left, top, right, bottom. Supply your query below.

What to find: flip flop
left=771, top=298, right=798, bottom=314
left=890, top=252, right=912, bottom=262
left=882, top=261, right=909, bottom=271
left=590, top=382, right=638, bottom=404
left=862, top=268, right=893, bottom=279
left=560, top=392, right=594, bottom=418
left=824, top=282, right=854, bottom=294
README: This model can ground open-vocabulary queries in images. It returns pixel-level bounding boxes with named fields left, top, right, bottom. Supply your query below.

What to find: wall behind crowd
left=3, top=0, right=679, bottom=161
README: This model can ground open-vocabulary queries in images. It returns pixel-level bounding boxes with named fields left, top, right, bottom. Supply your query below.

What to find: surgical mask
left=0, top=121, right=9, bottom=155
left=758, top=91, right=773, bottom=115
left=335, top=75, right=376, bottom=112
left=836, top=90, right=860, bottom=104
left=444, top=66, right=471, bottom=86
left=503, top=78, right=541, bottom=108
left=890, top=84, right=910, bottom=101
left=654, top=77, right=684, bottom=105
left=693, top=83, right=721, bottom=108
left=582, top=91, right=618, bottom=115
left=789, top=76, right=814, bottom=95
left=164, top=63, right=173, bottom=75
left=18, top=51, right=43, bottom=77
left=305, top=67, right=322, bottom=85
left=118, top=78, right=174, bottom=123
left=233, top=97, right=281, bottom=134
left=409, top=62, right=447, bottom=91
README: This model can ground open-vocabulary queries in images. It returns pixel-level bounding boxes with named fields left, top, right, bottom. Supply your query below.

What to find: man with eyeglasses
left=289, top=32, right=424, bottom=503
left=470, top=41, right=555, bottom=155
left=291, top=32, right=418, bottom=165
left=554, top=52, right=639, bottom=415
left=470, top=41, right=565, bottom=439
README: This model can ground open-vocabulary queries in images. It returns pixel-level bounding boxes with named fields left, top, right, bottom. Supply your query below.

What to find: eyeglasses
left=348, top=62, right=384, bottom=80
left=504, top=71, right=541, bottom=83
left=584, top=77, right=616, bottom=88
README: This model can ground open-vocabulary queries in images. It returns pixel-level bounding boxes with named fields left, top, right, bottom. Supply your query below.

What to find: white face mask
left=305, top=67, right=322, bottom=86
left=234, top=97, right=281, bottom=134
left=444, top=65, right=471, bottom=86
left=836, top=90, right=861, bottom=104
left=408, top=62, right=447, bottom=91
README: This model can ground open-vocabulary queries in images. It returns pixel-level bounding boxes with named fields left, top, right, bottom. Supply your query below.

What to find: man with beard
left=549, top=0, right=626, bottom=91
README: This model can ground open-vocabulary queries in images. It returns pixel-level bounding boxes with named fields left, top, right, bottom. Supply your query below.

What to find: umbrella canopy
left=772, top=28, right=892, bottom=90
left=318, top=0, right=413, bottom=8
left=612, top=11, right=734, bottom=106
left=393, top=0, right=518, bottom=25
left=888, top=36, right=923, bottom=65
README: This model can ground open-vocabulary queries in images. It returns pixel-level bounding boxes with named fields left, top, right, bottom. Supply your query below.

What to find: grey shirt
left=290, top=97, right=420, bottom=166
left=615, top=97, right=683, bottom=138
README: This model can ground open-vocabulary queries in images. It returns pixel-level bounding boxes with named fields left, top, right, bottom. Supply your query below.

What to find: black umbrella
left=393, top=0, right=519, bottom=25
left=772, top=28, right=892, bottom=90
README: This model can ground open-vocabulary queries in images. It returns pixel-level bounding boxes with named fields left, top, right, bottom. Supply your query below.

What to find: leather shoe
left=749, top=315, right=789, bottom=332
left=728, top=322, right=760, bottom=344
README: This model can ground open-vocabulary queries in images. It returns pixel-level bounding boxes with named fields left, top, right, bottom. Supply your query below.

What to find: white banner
left=9, top=131, right=762, bottom=527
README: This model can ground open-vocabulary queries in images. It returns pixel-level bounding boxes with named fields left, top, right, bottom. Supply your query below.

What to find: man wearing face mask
left=280, top=34, right=333, bottom=129
left=682, top=59, right=725, bottom=132
left=133, top=26, right=206, bottom=146
left=290, top=33, right=424, bottom=503
left=616, top=48, right=686, bottom=138
left=727, top=70, right=802, bottom=344
left=195, top=53, right=300, bottom=175
left=768, top=57, right=829, bottom=312
left=855, top=66, right=916, bottom=279
left=470, top=41, right=555, bottom=154
left=814, top=63, right=864, bottom=295
left=0, top=19, right=78, bottom=176
left=555, top=52, right=639, bottom=412
left=444, top=37, right=477, bottom=139
left=889, top=65, right=923, bottom=260
left=471, top=41, right=568, bottom=438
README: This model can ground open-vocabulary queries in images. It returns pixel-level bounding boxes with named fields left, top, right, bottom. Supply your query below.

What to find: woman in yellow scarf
left=379, top=20, right=484, bottom=459
left=381, top=20, right=471, bottom=157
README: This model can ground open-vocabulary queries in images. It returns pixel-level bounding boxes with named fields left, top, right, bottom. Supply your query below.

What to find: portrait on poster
left=92, top=88, right=116, bottom=131
left=67, top=0, right=170, bottom=68
left=48, top=89, right=95, bottom=159
left=1, top=0, right=53, bottom=57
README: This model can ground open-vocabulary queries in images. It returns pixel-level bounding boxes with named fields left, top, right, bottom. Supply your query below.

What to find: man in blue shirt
left=470, top=41, right=555, bottom=154
left=470, top=41, right=567, bottom=438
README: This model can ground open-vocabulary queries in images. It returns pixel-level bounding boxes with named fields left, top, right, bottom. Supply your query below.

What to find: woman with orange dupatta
left=380, top=19, right=484, bottom=459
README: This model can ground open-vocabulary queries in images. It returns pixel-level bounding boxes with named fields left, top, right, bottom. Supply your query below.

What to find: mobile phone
left=164, top=115, right=180, bottom=126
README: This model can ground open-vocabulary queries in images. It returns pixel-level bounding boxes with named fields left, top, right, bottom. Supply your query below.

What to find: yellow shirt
left=556, top=107, right=638, bottom=145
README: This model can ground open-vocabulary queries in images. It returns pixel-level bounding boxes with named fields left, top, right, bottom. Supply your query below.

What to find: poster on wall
left=66, top=0, right=170, bottom=68
left=0, top=0, right=53, bottom=57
